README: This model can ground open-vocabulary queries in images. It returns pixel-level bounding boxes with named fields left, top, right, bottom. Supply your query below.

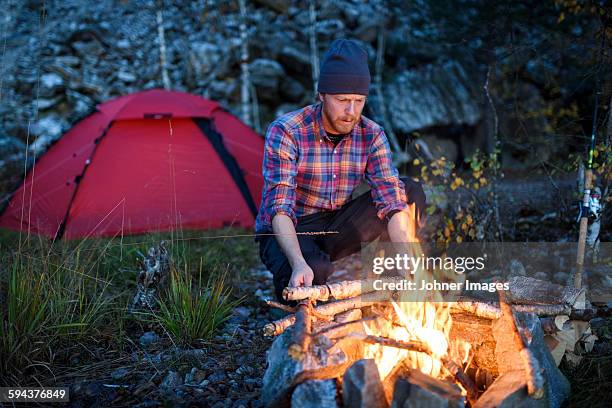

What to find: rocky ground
left=57, top=264, right=275, bottom=408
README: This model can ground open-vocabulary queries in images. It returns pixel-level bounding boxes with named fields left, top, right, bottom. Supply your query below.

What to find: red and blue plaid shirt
left=255, top=102, right=408, bottom=233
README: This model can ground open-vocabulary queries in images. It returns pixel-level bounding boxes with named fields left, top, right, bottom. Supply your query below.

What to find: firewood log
left=508, top=276, right=586, bottom=308
left=263, top=290, right=395, bottom=337
left=288, top=301, right=313, bottom=361
left=282, top=276, right=404, bottom=302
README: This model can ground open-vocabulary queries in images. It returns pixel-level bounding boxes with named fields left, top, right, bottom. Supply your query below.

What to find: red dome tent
left=0, top=89, right=264, bottom=239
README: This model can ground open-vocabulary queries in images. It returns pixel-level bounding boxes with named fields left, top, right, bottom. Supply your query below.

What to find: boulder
left=291, top=379, right=338, bottom=408
left=384, top=61, right=481, bottom=133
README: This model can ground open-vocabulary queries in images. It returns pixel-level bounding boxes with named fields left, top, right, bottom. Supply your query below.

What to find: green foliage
left=156, top=266, right=243, bottom=346
left=417, top=149, right=501, bottom=245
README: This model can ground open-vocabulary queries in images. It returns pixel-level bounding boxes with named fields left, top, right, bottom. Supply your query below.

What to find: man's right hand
left=288, top=260, right=314, bottom=287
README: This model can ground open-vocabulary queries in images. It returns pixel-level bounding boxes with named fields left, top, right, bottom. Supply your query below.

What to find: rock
left=160, top=370, right=182, bottom=388
left=29, top=114, right=68, bottom=154
left=208, top=370, right=227, bottom=383
left=315, top=19, right=345, bottom=40
left=385, top=61, right=481, bottom=133
left=474, top=370, right=546, bottom=408
left=279, top=76, right=305, bottom=102
left=291, top=379, right=338, bottom=408
left=184, top=367, right=207, bottom=385
left=553, top=272, right=569, bottom=285
left=250, top=58, right=285, bottom=90
left=116, top=39, right=131, bottom=49
left=55, top=55, right=81, bottom=67
left=533, top=271, right=549, bottom=281
left=117, top=70, right=136, bottom=82
left=278, top=46, right=311, bottom=77
left=35, top=97, right=61, bottom=110
left=40, top=72, right=64, bottom=95
left=262, top=325, right=355, bottom=408
left=492, top=312, right=570, bottom=408
left=139, top=331, right=160, bottom=347
left=111, top=367, right=130, bottom=380
left=508, top=259, right=527, bottom=277
left=342, top=359, right=386, bottom=408
left=253, top=0, right=290, bottom=13
left=189, top=42, right=224, bottom=81
left=390, top=371, right=464, bottom=408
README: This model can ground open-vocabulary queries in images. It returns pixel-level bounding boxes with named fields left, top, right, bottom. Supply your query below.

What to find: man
left=255, top=39, right=426, bottom=303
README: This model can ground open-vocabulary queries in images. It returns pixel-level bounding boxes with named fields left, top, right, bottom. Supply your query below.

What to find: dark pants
left=257, top=177, right=425, bottom=304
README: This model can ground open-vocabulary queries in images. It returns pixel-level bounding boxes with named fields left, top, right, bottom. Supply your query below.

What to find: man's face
left=319, top=93, right=366, bottom=134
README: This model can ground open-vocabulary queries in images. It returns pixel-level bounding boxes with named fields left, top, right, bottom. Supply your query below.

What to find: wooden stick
left=265, top=299, right=296, bottom=313
left=288, top=301, right=313, bottom=361
left=283, top=276, right=404, bottom=302
left=346, top=332, right=430, bottom=354
left=440, top=357, right=479, bottom=406
left=263, top=290, right=394, bottom=337
left=498, top=290, right=545, bottom=399
left=451, top=300, right=572, bottom=320
left=313, top=316, right=384, bottom=339
left=574, top=169, right=593, bottom=289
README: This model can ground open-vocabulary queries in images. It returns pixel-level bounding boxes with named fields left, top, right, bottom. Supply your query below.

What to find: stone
left=492, top=313, right=570, bottom=408
left=139, top=331, right=160, bottom=347
left=384, top=61, right=481, bottom=133
left=279, top=76, right=305, bottom=102
left=160, top=370, right=182, bottom=388
left=250, top=58, right=285, bottom=89
left=553, top=272, right=569, bottom=285
left=262, top=325, right=356, bottom=408
left=117, top=70, right=136, bottom=82
left=390, top=370, right=464, bottom=408
left=184, top=367, right=207, bottom=385
left=342, top=359, right=387, bottom=408
left=111, top=367, right=130, bottom=380
left=253, top=0, right=290, bottom=13
left=29, top=115, right=68, bottom=154
left=291, top=379, right=338, bottom=408
left=189, top=42, right=224, bottom=80
left=208, top=370, right=227, bottom=383
left=508, top=259, right=527, bottom=277
left=278, top=45, right=311, bottom=76
left=473, top=370, right=545, bottom=408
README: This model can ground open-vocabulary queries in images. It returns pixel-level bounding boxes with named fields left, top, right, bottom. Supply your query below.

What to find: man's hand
left=289, top=260, right=314, bottom=287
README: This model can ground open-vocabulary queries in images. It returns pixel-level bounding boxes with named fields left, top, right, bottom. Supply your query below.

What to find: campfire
left=260, top=243, right=597, bottom=408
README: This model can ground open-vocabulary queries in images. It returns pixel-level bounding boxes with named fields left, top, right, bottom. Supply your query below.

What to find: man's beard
left=323, top=108, right=359, bottom=134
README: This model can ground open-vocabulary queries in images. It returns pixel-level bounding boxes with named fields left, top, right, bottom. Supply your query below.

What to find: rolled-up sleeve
left=262, top=122, right=298, bottom=227
left=365, top=129, right=409, bottom=220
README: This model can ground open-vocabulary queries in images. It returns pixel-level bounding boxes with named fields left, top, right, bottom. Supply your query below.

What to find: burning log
left=346, top=333, right=431, bottom=354
left=263, top=290, right=394, bottom=337
left=314, top=316, right=387, bottom=339
left=283, top=276, right=403, bottom=302
left=288, top=301, right=314, bottom=361
left=346, top=333, right=479, bottom=405
left=498, top=290, right=545, bottom=399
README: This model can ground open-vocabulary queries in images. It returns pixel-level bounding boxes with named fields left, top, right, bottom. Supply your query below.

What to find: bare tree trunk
left=483, top=65, right=503, bottom=241
left=238, top=0, right=251, bottom=126
left=156, top=0, right=171, bottom=90
left=250, top=82, right=261, bottom=133
left=374, top=11, right=406, bottom=165
left=309, top=0, right=319, bottom=100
